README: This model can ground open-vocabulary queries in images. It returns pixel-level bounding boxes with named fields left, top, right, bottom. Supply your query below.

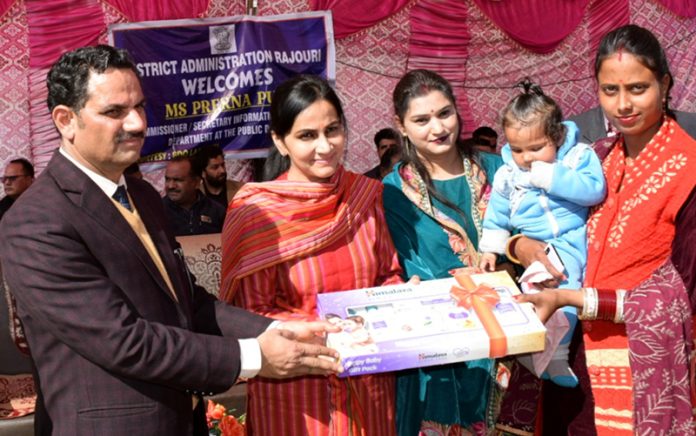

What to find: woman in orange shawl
left=219, top=75, right=403, bottom=435
left=515, top=25, right=696, bottom=434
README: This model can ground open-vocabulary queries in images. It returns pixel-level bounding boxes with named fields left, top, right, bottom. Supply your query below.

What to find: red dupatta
left=585, top=118, right=696, bottom=289
left=219, top=166, right=381, bottom=303
left=582, top=118, right=696, bottom=434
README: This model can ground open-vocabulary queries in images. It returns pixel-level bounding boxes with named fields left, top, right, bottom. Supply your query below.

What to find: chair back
left=175, top=233, right=222, bottom=297
left=0, top=274, right=32, bottom=374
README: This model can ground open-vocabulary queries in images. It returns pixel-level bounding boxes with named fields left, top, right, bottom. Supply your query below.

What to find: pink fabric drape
left=0, top=0, right=17, bottom=19
left=587, top=0, right=630, bottom=54
left=471, top=0, right=590, bottom=54
left=7, top=0, right=696, bottom=179
left=26, top=0, right=104, bottom=68
left=407, top=0, right=475, bottom=135
left=26, top=0, right=106, bottom=167
left=309, top=0, right=411, bottom=39
left=103, top=0, right=209, bottom=22
left=0, top=0, right=32, bottom=171
left=656, top=0, right=696, bottom=17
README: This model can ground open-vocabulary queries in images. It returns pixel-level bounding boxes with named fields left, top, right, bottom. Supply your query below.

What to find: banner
left=108, top=11, right=335, bottom=162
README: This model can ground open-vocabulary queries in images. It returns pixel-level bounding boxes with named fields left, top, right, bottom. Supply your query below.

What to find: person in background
left=193, top=144, right=243, bottom=208
left=365, top=127, right=401, bottom=179
left=382, top=69, right=505, bottom=435
left=377, top=142, right=403, bottom=179
left=0, top=44, right=342, bottom=436
left=472, top=125, right=499, bottom=154
left=479, top=79, right=605, bottom=388
left=221, top=75, right=404, bottom=435
left=569, top=104, right=696, bottom=144
left=515, top=25, right=696, bottom=434
left=163, top=155, right=225, bottom=236
left=0, top=158, right=34, bottom=220
left=123, top=161, right=143, bottom=179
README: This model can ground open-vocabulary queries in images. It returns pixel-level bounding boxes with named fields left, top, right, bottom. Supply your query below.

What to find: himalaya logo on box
left=418, top=352, right=447, bottom=361
left=365, top=286, right=413, bottom=298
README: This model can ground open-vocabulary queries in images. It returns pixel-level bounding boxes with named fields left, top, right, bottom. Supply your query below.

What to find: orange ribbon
left=450, top=274, right=508, bottom=358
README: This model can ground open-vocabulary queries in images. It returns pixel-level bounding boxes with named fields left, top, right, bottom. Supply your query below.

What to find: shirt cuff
left=238, top=321, right=282, bottom=379
left=238, top=338, right=262, bottom=378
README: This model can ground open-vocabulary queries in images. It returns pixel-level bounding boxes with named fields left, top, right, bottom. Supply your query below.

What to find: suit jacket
left=0, top=151, right=271, bottom=435
left=568, top=106, right=607, bottom=144
left=569, top=106, right=696, bottom=143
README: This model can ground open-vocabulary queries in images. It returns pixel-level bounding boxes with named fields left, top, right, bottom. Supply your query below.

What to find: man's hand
left=276, top=320, right=341, bottom=344
left=256, top=321, right=343, bottom=379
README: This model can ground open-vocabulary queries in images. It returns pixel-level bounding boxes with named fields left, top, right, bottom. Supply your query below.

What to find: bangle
left=579, top=287, right=598, bottom=320
left=614, top=289, right=627, bottom=323
left=505, top=234, right=524, bottom=265
left=597, top=289, right=617, bottom=321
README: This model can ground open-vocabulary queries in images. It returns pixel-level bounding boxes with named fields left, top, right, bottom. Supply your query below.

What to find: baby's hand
left=479, top=253, right=497, bottom=272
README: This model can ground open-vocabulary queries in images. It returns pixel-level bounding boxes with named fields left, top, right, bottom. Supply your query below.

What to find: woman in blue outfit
left=382, top=69, right=503, bottom=435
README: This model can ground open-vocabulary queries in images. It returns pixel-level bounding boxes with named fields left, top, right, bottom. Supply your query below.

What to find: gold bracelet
left=505, top=234, right=524, bottom=265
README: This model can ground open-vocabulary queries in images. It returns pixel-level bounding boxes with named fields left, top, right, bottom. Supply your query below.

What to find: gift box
left=317, top=271, right=546, bottom=377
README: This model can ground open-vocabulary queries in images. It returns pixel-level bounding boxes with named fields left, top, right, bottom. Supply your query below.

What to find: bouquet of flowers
left=206, top=400, right=246, bottom=436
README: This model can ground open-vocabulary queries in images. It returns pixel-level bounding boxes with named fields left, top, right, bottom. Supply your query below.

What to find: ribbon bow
left=450, top=274, right=508, bottom=358
left=450, top=283, right=500, bottom=310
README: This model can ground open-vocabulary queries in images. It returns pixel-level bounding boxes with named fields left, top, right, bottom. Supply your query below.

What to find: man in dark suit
left=0, top=45, right=341, bottom=435
left=569, top=105, right=696, bottom=143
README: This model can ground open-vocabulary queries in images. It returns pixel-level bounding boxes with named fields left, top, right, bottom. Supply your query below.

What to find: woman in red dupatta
left=515, top=25, right=696, bottom=434
left=219, top=75, right=403, bottom=436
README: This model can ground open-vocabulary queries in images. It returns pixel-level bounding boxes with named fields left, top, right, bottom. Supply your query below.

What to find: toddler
left=479, top=80, right=606, bottom=387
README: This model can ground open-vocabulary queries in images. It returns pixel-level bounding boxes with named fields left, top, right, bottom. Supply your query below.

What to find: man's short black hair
left=46, top=45, right=139, bottom=113
left=472, top=126, right=497, bottom=140
left=167, top=155, right=198, bottom=178
left=191, top=145, right=224, bottom=176
left=9, top=158, right=34, bottom=178
left=373, top=128, right=399, bottom=148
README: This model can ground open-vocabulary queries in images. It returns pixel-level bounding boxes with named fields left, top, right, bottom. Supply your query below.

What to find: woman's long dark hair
left=392, top=69, right=476, bottom=219
left=594, top=24, right=674, bottom=118
left=262, top=75, right=346, bottom=181
left=501, top=78, right=567, bottom=147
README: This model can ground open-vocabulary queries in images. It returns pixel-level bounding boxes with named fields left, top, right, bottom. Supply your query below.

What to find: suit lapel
left=48, top=152, right=178, bottom=303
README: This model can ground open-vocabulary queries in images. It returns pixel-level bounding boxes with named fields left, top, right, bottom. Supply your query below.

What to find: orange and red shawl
left=220, top=166, right=381, bottom=303
left=582, top=118, right=696, bottom=434
left=586, top=117, right=696, bottom=289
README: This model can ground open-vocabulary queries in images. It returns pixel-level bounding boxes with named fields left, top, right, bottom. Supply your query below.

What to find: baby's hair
left=501, top=78, right=566, bottom=147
